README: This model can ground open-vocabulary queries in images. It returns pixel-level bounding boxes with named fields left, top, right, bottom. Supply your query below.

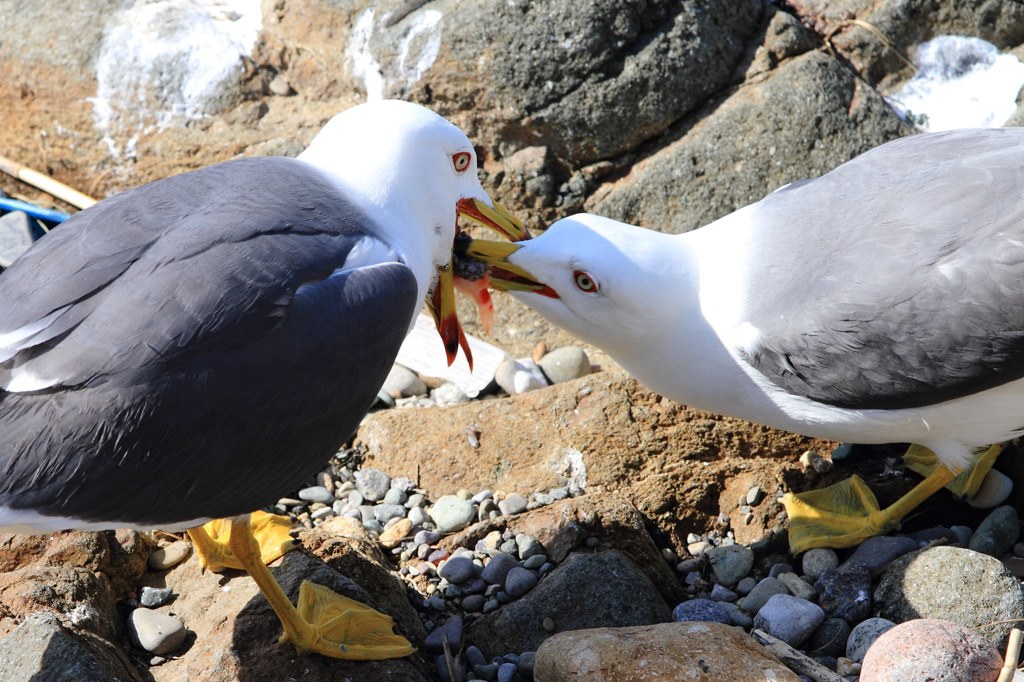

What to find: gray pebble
left=549, top=487, right=569, bottom=500
left=969, top=505, right=1021, bottom=557
left=542, top=617, right=555, bottom=632
left=739, top=577, right=788, bottom=614
left=355, top=468, right=391, bottom=501
left=347, top=490, right=365, bottom=507
left=483, top=599, right=499, bottom=613
left=382, top=363, right=426, bottom=397
left=433, top=382, right=470, bottom=405
left=466, top=645, right=487, bottom=668
left=675, top=558, right=701, bottom=575
left=439, top=557, right=475, bottom=585
left=472, top=489, right=493, bottom=503
left=311, top=507, right=335, bottom=521
left=707, top=544, right=753, bottom=586
left=431, top=495, right=477, bottom=533
left=777, top=571, right=817, bottom=601
left=414, top=530, right=441, bottom=546
left=537, top=346, right=591, bottom=383
left=672, top=598, right=730, bottom=624
left=426, top=594, right=446, bottom=611
left=474, top=663, right=500, bottom=680
left=482, top=553, right=521, bottom=585
left=495, top=357, right=549, bottom=394
left=844, top=535, right=917, bottom=571
left=720, top=601, right=753, bottom=628
left=406, top=492, right=427, bottom=508
left=801, top=547, right=839, bottom=579
left=735, top=576, right=758, bottom=595
left=374, top=503, right=406, bottom=525
left=846, top=617, right=896, bottom=662
left=709, top=584, right=738, bottom=602
left=497, top=662, right=518, bottom=682
left=424, top=615, right=463, bottom=652
left=462, top=594, right=486, bottom=612
left=383, top=487, right=407, bottom=505
left=519, top=651, right=536, bottom=676
left=752, top=594, right=825, bottom=647
left=768, top=562, right=793, bottom=578
left=139, top=586, right=173, bottom=609
left=522, top=554, right=547, bottom=570
left=952, top=525, right=974, bottom=546
left=499, top=538, right=519, bottom=556
left=498, top=493, right=529, bottom=516
left=746, top=486, right=765, bottom=506
left=362, top=520, right=384, bottom=535
left=391, top=476, right=415, bottom=493
left=298, top=486, right=334, bottom=504
left=408, top=506, right=430, bottom=526
left=806, top=617, right=851, bottom=658
left=516, top=533, right=544, bottom=560
left=128, top=608, right=187, bottom=655
left=505, top=567, right=538, bottom=598
left=148, top=541, right=190, bottom=571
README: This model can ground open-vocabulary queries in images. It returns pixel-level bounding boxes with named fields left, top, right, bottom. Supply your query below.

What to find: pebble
left=522, top=554, right=547, bottom=570
left=355, top=468, right=392, bottom=501
left=148, top=541, right=190, bottom=570
left=537, top=346, right=591, bottom=383
left=408, top=506, right=430, bottom=526
left=707, top=544, right=753, bottom=586
left=815, top=560, right=871, bottom=622
left=806, top=617, right=851, bottom=658
left=746, top=485, right=765, bottom=506
left=735, top=576, right=757, bottom=596
left=496, top=662, right=517, bottom=682
left=474, top=663, right=499, bottom=680
left=966, top=468, right=1014, bottom=509
left=139, top=586, right=174, bottom=608
left=709, top=584, right=737, bottom=602
left=466, top=645, right=487, bottom=669
left=738, top=577, right=788, bottom=614
left=505, top=567, right=539, bottom=598
left=431, top=495, right=477, bottom=533
left=860, top=619, right=1002, bottom=682
left=426, top=594, right=446, bottom=611
left=767, top=562, right=792, bottom=578
left=379, top=518, right=413, bottom=548
left=495, top=357, right=549, bottom=394
left=519, top=651, right=536, bottom=677
left=374, top=503, right=407, bottom=525
left=542, top=617, right=555, bottom=632
left=424, top=615, right=464, bottom=652
left=844, top=535, right=917, bottom=571
left=672, top=598, right=730, bottom=624
left=382, top=487, right=408, bottom=505
left=462, top=594, right=486, bottom=612
left=845, top=617, right=896, bottom=663
left=752, top=594, right=824, bottom=647
left=439, top=557, right=476, bottom=585
left=968, top=504, right=1020, bottom=557
left=675, top=558, right=700, bottom=575
left=498, top=493, right=529, bottom=516
left=415, top=529, right=441, bottom=547
left=516, top=533, right=544, bottom=559
left=382, top=363, right=426, bottom=398
left=952, top=525, right=974, bottom=546
left=482, top=553, right=521, bottom=586
left=127, top=608, right=187, bottom=655
left=722, top=602, right=753, bottom=628
left=298, top=485, right=334, bottom=505
left=433, top=382, right=470, bottom=405
left=777, top=570, right=816, bottom=601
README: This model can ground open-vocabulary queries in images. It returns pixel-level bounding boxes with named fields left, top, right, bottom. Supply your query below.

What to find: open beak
left=456, top=238, right=559, bottom=298
left=456, top=198, right=531, bottom=241
left=425, top=262, right=474, bottom=369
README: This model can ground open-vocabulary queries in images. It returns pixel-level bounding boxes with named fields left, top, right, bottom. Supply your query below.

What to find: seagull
left=0, top=99, right=524, bottom=658
left=464, top=128, right=1024, bottom=554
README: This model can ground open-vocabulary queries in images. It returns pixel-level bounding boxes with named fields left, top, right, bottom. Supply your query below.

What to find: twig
left=997, top=628, right=1023, bottom=682
left=751, top=629, right=848, bottom=682
left=823, top=19, right=917, bottom=73
left=0, top=154, right=97, bottom=210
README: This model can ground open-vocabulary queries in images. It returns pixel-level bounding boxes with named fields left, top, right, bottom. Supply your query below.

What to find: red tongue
left=454, top=274, right=495, bottom=335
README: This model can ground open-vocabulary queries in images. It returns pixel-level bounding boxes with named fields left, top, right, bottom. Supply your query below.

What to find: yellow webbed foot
left=783, top=449, right=960, bottom=554
left=189, top=510, right=297, bottom=572
left=903, top=442, right=1009, bottom=500
left=279, top=581, right=415, bottom=660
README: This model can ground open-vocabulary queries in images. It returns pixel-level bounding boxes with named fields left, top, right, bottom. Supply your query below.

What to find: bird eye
left=573, top=270, right=598, bottom=293
left=453, top=152, right=471, bottom=172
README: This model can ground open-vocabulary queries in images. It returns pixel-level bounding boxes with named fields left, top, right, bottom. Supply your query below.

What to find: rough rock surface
left=859, top=618, right=1003, bottom=682
left=534, top=621, right=801, bottom=681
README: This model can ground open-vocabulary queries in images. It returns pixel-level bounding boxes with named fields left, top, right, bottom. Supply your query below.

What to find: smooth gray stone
left=481, top=553, right=521, bottom=586
left=752, top=594, right=825, bottom=647
left=127, top=608, right=187, bottom=655
left=139, top=586, right=173, bottom=608
left=538, top=345, right=591, bottom=383
left=707, top=544, right=754, bottom=586
left=431, top=495, right=477, bottom=533
left=504, top=567, right=538, bottom=598
left=498, top=493, right=528, bottom=516
left=969, top=505, right=1020, bottom=557
left=672, top=598, right=730, bottom=624
left=439, top=557, right=475, bottom=585
left=355, top=468, right=392, bottom=501
left=846, top=617, right=896, bottom=662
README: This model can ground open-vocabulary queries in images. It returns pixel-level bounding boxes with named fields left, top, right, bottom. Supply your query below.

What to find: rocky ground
left=5, top=0, right=1024, bottom=680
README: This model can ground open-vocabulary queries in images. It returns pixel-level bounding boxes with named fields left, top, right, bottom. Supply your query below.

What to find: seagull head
left=458, top=213, right=686, bottom=357
left=298, top=99, right=526, bottom=368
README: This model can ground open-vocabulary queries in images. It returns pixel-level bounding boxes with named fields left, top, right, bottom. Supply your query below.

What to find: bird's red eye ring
left=573, top=270, right=598, bottom=293
left=453, top=152, right=471, bottom=172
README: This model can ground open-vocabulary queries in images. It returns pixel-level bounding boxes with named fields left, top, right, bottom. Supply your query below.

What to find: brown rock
left=147, top=543, right=430, bottom=682
left=534, top=621, right=801, bottom=681
left=357, top=368, right=835, bottom=546
left=860, top=619, right=1002, bottom=682
left=0, top=565, right=119, bottom=642
left=378, top=517, right=414, bottom=548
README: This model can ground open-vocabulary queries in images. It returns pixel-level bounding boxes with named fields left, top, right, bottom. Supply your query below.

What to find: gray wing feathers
left=740, top=128, right=1024, bottom=409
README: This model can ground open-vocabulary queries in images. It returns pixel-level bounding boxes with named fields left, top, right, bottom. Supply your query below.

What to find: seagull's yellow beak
left=425, top=261, right=474, bottom=369
left=455, top=238, right=559, bottom=298
left=456, top=198, right=530, bottom=242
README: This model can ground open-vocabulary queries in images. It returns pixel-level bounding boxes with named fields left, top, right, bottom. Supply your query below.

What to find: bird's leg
left=187, top=510, right=296, bottom=572
left=782, top=461, right=957, bottom=554
left=903, top=442, right=1009, bottom=500
left=224, top=513, right=414, bottom=660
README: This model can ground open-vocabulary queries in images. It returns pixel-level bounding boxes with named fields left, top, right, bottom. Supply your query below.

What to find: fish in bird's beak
left=454, top=236, right=560, bottom=299
left=427, top=200, right=531, bottom=370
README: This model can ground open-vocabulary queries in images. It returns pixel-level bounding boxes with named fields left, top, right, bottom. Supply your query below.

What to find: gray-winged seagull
left=0, top=99, right=525, bottom=658
left=465, top=128, right=1024, bottom=553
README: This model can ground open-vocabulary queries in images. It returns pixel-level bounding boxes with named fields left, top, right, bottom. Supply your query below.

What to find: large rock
left=534, top=621, right=801, bottom=681
left=0, top=612, right=142, bottom=682
left=465, top=550, right=671, bottom=659
left=874, top=546, right=1024, bottom=650
left=589, top=50, right=912, bottom=233
left=357, top=368, right=836, bottom=546
left=0, top=565, right=119, bottom=643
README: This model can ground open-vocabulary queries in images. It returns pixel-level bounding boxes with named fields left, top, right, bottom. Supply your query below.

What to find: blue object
left=0, top=196, right=70, bottom=224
